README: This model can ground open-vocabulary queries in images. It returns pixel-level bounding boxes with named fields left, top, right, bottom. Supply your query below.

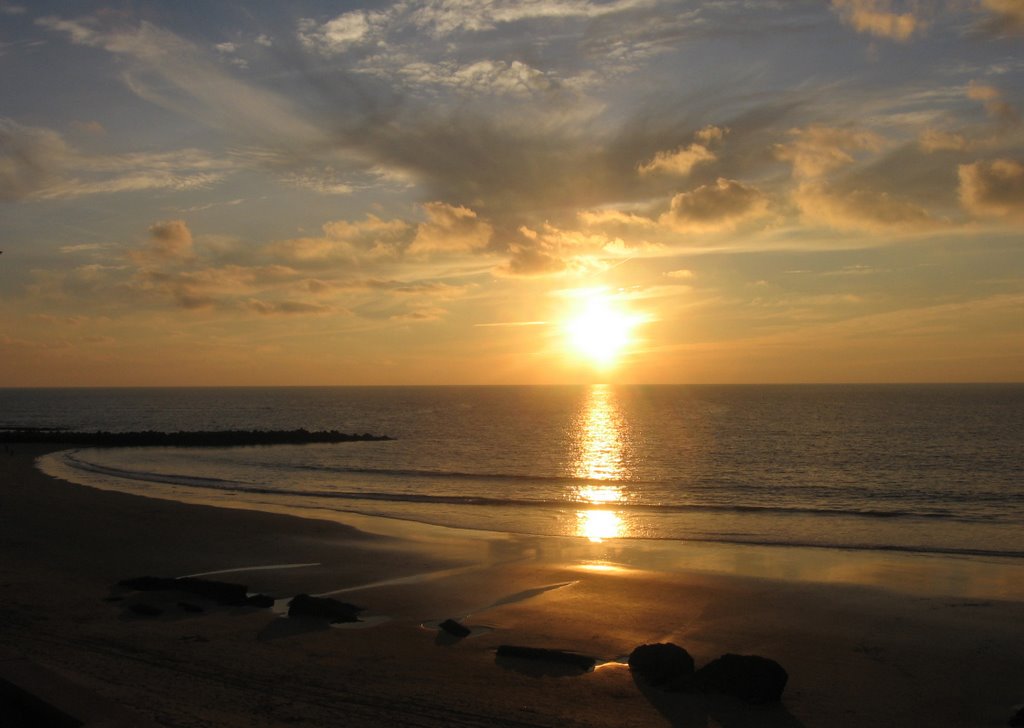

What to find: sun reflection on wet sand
left=571, top=385, right=630, bottom=541
left=578, top=509, right=624, bottom=542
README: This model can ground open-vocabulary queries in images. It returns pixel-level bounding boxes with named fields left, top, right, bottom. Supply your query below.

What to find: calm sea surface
left=4, top=385, right=1022, bottom=560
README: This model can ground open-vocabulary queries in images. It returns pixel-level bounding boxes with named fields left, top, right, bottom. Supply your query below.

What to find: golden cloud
left=831, top=0, right=923, bottom=41
left=794, top=183, right=937, bottom=232
left=637, top=125, right=727, bottom=177
left=408, top=202, right=493, bottom=254
left=776, top=125, right=884, bottom=179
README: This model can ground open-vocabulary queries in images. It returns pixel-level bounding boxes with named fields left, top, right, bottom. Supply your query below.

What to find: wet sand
left=2, top=444, right=1023, bottom=727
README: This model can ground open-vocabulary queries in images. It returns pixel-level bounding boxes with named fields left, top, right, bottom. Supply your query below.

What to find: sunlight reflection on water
left=571, top=385, right=630, bottom=541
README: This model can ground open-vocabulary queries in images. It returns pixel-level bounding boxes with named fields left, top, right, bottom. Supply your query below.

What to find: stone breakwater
left=0, top=428, right=393, bottom=447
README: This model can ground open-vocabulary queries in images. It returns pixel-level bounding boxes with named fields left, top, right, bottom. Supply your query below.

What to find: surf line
left=316, top=564, right=484, bottom=597
left=182, top=563, right=321, bottom=578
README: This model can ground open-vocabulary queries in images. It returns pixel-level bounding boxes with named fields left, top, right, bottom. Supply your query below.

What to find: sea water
left=4, top=384, right=1021, bottom=562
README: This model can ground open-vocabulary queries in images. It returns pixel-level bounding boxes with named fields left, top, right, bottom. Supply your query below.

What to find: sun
left=563, top=290, right=642, bottom=367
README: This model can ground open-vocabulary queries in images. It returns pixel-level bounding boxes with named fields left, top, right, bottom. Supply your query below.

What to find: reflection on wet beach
left=571, top=384, right=630, bottom=542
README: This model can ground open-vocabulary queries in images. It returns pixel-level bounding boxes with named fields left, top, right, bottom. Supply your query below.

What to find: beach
left=2, top=444, right=1023, bottom=727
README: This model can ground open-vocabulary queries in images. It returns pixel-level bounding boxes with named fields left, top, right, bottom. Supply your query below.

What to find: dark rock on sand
left=1009, top=705, right=1024, bottom=726
left=691, top=653, right=788, bottom=704
left=438, top=618, right=471, bottom=638
left=495, top=645, right=596, bottom=671
left=130, top=603, right=163, bottom=617
left=245, top=594, right=275, bottom=609
left=119, top=576, right=178, bottom=591
left=628, top=642, right=695, bottom=686
left=118, top=576, right=249, bottom=605
left=287, top=593, right=363, bottom=623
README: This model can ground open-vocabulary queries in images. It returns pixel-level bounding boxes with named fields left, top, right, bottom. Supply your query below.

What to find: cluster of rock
left=1, top=428, right=393, bottom=447
left=116, top=576, right=275, bottom=617
left=118, top=576, right=274, bottom=607
left=629, top=642, right=788, bottom=704
left=287, top=594, right=363, bottom=623
left=496, top=645, right=596, bottom=671
left=438, top=618, right=471, bottom=638
left=116, top=578, right=372, bottom=624
left=114, top=577, right=788, bottom=707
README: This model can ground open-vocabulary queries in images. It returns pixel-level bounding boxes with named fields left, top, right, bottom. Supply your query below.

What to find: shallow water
left=6, top=384, right=1022, bottom=561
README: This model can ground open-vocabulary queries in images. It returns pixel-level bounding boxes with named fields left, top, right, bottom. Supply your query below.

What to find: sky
left=1, top=0, right=1022, bottom=386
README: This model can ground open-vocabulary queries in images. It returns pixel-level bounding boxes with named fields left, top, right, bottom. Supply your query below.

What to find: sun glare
left=563, top=291, right=641, bottom=367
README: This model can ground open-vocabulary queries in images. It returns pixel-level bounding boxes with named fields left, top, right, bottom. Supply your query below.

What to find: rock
left=118, top=576, right=249, bottom=605
left=495, top=645, right=596, bottom=671
left=119, top=576, right=179, bottom=591
left=1009, top=706, right=1024, bottom=727
left=628, top=643, right=695, bottom=686
left=130, top=603, right=162, bottom=617
left=287, top=593, right=363, bottom=623
left=177, top=601, right=205, bottom=613
left=691, top=653, right=788, bottom=704
left=178, top=578, right=249, bottom=605
left=245, top=594, right=275, bottom=609
left=438, top=618, right=471, bottom=638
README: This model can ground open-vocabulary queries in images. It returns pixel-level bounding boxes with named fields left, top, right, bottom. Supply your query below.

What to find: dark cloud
left=660, top=178, right=769, bottom=232
left=247, top=299, right=331, bottom=315
left=959, top=158, right=1024, bottom=218
left=146, top=220, right=194, bottom=260
left=497, top=243, right=568, bottom=277
left=974, top=0, right=1024, bottom=37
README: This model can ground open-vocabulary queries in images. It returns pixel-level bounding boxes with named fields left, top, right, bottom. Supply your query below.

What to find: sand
left=2, top=444, right=1023, bottom=727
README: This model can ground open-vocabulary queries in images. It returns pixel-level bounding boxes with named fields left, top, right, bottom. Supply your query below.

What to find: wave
left=631, top=536, right=1024, bottom=561
left=283, top=462, right=1017, bottom=506
left=288, top=461, right=661, bottom=487
left=269, top=501, right=1024, bottom=561
left=64, top=451, right=250, bottom=488
left=57, top=451, right=1015, bottom=526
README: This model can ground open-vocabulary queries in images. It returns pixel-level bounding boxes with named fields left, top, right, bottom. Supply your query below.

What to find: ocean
left=3, top=384, right=1021, bottom=565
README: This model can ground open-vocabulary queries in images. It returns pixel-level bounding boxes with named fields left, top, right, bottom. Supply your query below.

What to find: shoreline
left=3, top=444, right=1024, bottom=726
left=38, top=446, right=1024, bottom=602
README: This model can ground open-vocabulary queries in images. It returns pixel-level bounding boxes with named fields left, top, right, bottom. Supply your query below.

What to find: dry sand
left=1, top=444, right=1022, bottom=727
